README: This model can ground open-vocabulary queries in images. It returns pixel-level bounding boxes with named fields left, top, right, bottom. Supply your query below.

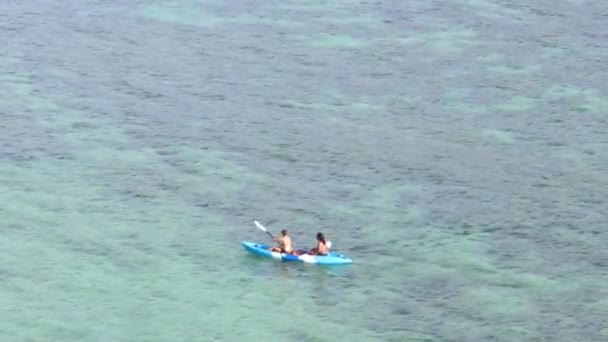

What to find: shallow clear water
left=1, top=0, right=606, bottom=341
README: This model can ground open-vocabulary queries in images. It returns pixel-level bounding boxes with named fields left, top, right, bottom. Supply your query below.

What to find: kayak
left=241, top=241, right=353, bottom=265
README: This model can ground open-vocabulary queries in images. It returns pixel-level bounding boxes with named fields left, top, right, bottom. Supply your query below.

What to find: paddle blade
left=255, top=220, right=275, bottom=240
left=326, top=240, right=332, bottom=249
left=254, top=220, right=267, bottom=232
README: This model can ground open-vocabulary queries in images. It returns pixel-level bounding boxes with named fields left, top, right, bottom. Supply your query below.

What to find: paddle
left=254, top=220, right=276, bottom=241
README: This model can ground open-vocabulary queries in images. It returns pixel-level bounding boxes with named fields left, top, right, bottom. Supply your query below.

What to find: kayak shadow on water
left=240, top=254, right=355, bottom=310
left=242, top=252, right=354, bottom=279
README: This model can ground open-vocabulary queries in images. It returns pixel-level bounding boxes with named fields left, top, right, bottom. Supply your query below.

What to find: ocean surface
left=1, top=0, right=607, bottom=341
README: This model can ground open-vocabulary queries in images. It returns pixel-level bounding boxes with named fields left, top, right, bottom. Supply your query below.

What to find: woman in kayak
left=309, top=232, right=329, bottom=255
left=294, top=232, right=329, bottom=256
left=269, top=229, right=293, bottom=254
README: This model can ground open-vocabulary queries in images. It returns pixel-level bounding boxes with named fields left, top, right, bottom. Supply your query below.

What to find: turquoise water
left=1, top=0, right=606, bottom=341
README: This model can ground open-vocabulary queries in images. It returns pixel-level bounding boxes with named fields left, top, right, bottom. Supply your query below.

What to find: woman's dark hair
left=316, top=232, right=326, bottom=244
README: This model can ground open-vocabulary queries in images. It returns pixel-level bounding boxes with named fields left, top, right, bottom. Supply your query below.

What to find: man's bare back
left=270, top=229, right=293, bottom=253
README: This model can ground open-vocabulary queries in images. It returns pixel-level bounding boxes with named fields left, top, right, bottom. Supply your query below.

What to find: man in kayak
left=269, top=229, right=293, bottom=254
left=293, top=232, right=329, bottom=256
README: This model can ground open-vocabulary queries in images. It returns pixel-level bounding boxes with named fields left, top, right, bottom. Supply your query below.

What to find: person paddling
left=269, top=229, right=293, bottom=254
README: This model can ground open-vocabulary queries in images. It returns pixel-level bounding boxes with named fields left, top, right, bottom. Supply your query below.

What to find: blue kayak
left=241, top=241, right=353, bottom=265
